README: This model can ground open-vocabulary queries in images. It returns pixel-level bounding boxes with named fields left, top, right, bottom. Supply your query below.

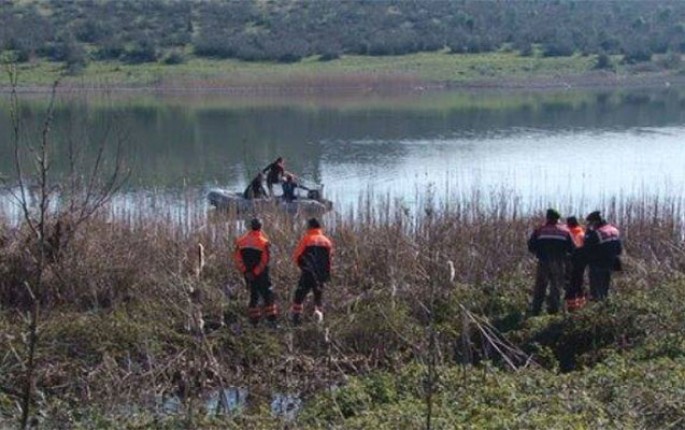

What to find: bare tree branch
left=4, top=62, right=129, bottom=429
left=37, top=79, right=60, bottom=243
left=6, top=62, right=35, bottom=237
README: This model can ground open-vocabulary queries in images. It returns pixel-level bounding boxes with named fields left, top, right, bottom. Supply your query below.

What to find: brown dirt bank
left=2, top=69, right=684, bottom=96
left=445, top=70, right=685, bottom=91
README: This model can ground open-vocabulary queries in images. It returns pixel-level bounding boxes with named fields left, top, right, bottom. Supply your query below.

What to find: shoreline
left=1, top=66, right=684, bottom=97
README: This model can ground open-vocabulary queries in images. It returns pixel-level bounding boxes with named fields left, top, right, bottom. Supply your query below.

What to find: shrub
left=519, top=44, right=533, bottom=57
left=659, top=51, right=682, bottom=69
left=318, top=51, right=340, bottom=62
left=595, top=53, right=613, bottom=70
left=622, top=45, right=653, bottom=64
left=121, top=40, right=158, bottom=64
left=162, top=49, right=186, bottom=65
left=542, top=42, right=575, bottom=58
left=93, top=39, right=125, bottom=61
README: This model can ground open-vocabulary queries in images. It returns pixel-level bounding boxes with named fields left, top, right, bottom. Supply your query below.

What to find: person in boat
left=243, top=172, right=268, bottom=199
left=281, top=173, right=310, bottom=202
left=262, top=157, right=286, bottom=196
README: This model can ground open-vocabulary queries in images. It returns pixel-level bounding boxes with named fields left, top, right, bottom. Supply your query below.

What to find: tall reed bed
left=1, top=189, right=684, bottom=426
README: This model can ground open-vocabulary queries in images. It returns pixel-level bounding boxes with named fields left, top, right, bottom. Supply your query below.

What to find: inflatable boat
left=207, top=188, right=333, bottom=215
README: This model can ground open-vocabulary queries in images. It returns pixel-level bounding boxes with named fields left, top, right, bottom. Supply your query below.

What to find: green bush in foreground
left=299, top=354, right=685, bottom=429
left=1, top=278, right=682, bottom=429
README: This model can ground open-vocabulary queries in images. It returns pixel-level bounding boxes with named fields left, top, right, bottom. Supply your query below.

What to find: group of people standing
left=243, top=157, right=309, bottom=202
left=233, top=217, right=333, bottom=327
left=528, top=209, right=623, bottom=315
left=233, top=202, right=621, bottom=327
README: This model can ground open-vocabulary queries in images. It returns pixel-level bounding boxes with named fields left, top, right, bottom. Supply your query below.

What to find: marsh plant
left=1, top=187, right=685, bottom=428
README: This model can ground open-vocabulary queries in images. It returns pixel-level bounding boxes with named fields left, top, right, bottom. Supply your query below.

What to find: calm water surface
left=1, top=88, right=685, bottom=218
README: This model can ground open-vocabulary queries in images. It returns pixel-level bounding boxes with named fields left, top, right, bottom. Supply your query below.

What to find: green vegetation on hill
left=4, top=51, right=606, bottom=88
left=1, top=0, right=685, bottom=82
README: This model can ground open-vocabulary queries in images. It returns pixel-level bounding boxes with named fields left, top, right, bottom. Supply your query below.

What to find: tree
left=595, top=53, right=613, bottom=70
left=3, top=61, right=129, bottom=428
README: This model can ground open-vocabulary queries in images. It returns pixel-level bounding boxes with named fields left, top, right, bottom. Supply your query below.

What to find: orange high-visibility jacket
left=568, top=225, right=586, bottom=248
left=234, top=230, right=270, bottom=276
left=293, top=228, right=333, bottom=281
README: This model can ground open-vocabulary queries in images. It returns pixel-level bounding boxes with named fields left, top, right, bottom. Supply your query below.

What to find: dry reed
left=1, top=189, right=684, bottom=425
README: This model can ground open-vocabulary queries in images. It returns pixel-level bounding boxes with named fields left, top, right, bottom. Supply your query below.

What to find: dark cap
left=307, top=217, right=321, bottom=229
left=586, top=211, right=602, bottom=222
left=250, top=218, right=262, bottom=230
left=546, top=208, right=561, bottom=221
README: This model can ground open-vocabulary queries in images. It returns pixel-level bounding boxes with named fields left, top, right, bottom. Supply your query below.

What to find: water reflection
left=206, top=386, right=249, bottom=415
left=156, top=386, right=302, bottom=420
left=2, top=88, right=685, bottom=215
left=271, top=392, right=302, bottom=421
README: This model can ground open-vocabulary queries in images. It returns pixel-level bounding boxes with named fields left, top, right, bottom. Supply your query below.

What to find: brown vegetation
left=1, top=190, right=684, bottom=426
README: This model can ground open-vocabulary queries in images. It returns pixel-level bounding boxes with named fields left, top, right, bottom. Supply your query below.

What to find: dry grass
left=1, top=190, right=684, bottom=426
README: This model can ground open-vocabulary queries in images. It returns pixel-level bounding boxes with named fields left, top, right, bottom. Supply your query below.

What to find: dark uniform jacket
left=263, top=160, right=284, bottom=185
left=528, top=222, right=575, bottom=261
left=243, top=177, right=267, bottom=199
left=584, top=222, right=622, bottom=267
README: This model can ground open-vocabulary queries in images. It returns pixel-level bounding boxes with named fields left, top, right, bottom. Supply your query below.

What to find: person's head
left=566, top=216, right=579, bottom=228
left=257, top=172, right=264, bottom=181
left=276, top=157, right=283, bottom=164
left=307, top=217, right=321, bottom=229
left=250, top=218, right=262, bottom=231
left=285, top=173, right=293, bottom=182
left=585, top=210, right=603, bottom=226
left=546, top=208, right=561, bottom=223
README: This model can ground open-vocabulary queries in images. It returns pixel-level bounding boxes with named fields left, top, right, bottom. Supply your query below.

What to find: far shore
left=1, top=53, right=684, bottom=96
left=2, top=70, right=684, bottom=96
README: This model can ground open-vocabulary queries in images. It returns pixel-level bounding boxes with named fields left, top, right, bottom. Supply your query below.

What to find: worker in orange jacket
left=234, top=218, right=278, bottom=326
left=291, top=217, right=333, bottom=325
left=564, top=216, right=587, bottom=311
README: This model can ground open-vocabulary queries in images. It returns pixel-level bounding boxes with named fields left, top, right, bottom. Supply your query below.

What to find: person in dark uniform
left=584, top=211, right=622, bottom=300
left=528, top=209, right=576, bottom=315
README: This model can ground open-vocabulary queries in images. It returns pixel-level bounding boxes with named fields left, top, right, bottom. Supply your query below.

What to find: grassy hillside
left=2, top=51, right=680, bottom=92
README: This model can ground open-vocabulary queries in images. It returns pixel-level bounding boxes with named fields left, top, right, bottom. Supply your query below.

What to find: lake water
left=2, top=87, right=685, bottom=219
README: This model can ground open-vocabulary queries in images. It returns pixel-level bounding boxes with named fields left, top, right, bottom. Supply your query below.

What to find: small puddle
left=158, top=386, right=303, bottom=419
left=271, top=392, right=303, bottom=421
left=206, top=387, right=249, bottom=415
